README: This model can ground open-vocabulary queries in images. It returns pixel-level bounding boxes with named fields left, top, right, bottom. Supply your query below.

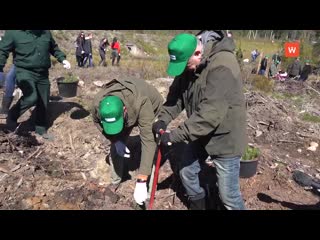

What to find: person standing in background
left=0, top=30, right=71, bottom=140
left=111, top=37, right=121, bottom=66
left=99, top=37, right=109, bottom=66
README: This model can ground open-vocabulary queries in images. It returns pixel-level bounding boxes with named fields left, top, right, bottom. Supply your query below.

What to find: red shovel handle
left=148, top=129, right=165, bottom=210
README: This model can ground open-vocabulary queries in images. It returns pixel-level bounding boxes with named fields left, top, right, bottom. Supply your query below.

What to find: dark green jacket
left=92, top=78, right=163, bottom=176
left=0, top=30, right=66, bottom=72
left=158, top=33, right=247, bottom=157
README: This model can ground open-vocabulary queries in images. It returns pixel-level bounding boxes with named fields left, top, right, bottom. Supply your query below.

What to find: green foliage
left=249, top=75, right=274, bottom=93
left=135, top=38, right=157, bottom=56
left=61, top=72, right=78, bottom=83
left=242, top=146, right=260, bottom=161
left=272, top=92, right=286, bottom=99
left=272, top=92, right=303, bottom=109
left=312, top=42, right=320, bottom=64
left=300, top=113, right=320, bottom=123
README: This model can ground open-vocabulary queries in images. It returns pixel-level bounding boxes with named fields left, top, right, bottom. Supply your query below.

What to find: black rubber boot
left=0, top=96, right=13, bottom=115
left=5, top=117, right=18, bottom=132
left=188, top=197, right=206, bottom=210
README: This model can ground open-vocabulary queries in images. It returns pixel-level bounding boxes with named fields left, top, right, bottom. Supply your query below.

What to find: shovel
left=148, top=129, right=166, bottom=210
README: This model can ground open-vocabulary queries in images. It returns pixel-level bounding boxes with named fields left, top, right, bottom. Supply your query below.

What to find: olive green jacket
left=158, top=33, right=247, bottom=157
left=0, top=30, right=66, bottom=72
left=92, top=78, right=163, bottom=176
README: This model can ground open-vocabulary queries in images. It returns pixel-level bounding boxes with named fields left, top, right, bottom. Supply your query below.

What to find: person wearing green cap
left=272, top=52, right=281, bottom=67
left=152, top=31, right=247, bottom=210
left=0, top=30, right=71, bottom=140
left=91, top=78, right=163, bottom=206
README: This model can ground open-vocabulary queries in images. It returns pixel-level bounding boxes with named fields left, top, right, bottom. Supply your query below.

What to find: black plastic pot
left=240, top=158, right=258, bottom=178
left=57, top=77, right=79, bottom=98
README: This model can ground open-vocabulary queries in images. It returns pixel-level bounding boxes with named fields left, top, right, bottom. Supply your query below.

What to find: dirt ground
left=0, top=65, right=319, bottom=210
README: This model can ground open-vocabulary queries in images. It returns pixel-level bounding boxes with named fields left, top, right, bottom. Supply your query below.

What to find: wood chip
left=10, top=164, right=21, bottom=172
left=0, top=166, right=10, bottom=173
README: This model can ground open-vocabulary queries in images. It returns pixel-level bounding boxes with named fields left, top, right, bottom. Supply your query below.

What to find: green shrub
left=300, top=113, right=320, bottom=123
left=60, top=72, right=78, bottom=83
left=242, top=146, right=260, bottom=161
left=249, top=75, right=274, bottom=93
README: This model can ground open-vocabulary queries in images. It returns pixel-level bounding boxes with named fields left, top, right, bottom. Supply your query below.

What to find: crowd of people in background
left=75, top=32, right=121, bottom=68
left=248, top=47, right=313, bottom=82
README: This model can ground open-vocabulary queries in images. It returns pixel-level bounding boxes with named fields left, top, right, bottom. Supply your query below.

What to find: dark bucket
left=57, top=77, right=79, bottom=98
left=240, top=159, right=258, bottom=178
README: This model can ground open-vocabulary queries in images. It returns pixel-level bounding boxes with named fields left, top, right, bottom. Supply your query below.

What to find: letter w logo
left=285, top=42, right=300, bottom=57
left=288, top=47, right=296, bottom=53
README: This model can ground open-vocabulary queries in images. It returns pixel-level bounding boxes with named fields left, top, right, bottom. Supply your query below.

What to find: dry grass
left=247, top=74, right=275, bottom=93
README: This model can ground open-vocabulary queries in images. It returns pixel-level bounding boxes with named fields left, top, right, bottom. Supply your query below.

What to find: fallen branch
left=278, top=140, right=304, bottom=144
left=273, top=158, right=288, bottom=166
left=35, top=150, right=43, bottom=158
left=258, top=93, right=267, bottom=102
left=258, top=121, right=274, bottom=129
left=60, top=163, right=66, bottom=176
left=26, top=147, right=41, bottom=161
left=64, top=168, right=94, bottom=172
left=69, top=133, right=75, bottom=153
left=306, top=85, right=320, bottom=96
left=296, top=132, right=320, bottom=141
left=258, top=121, right=270, bottom=126
left=10, top=164, right=21, bottom=172
left=158, top=192, right=175, bottom=200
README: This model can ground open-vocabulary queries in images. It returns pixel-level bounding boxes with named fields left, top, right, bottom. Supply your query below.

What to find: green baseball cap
left=167, top=33, right=197, bottom=76
left=99, top=95, right=124, bottom=135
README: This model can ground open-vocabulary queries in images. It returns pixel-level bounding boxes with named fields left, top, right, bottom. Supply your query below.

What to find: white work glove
left=62, top=60, right=71, bottom=69
left=134, top=181, right=148, bottom=205
left=114, top=140, right=130, bottom=158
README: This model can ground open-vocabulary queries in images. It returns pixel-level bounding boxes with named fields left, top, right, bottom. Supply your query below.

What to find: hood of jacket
left=196, top=30, right=235, bottom=73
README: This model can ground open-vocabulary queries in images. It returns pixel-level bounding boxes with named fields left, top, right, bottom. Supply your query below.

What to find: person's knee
left=179, top=166, right=195, bottom=183
left=24, top=94, right=38, bottom=106
left=218, top=186, right=244, bottom=209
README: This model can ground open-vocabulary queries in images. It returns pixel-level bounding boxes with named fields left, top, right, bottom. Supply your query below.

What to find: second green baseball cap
left=99, top=95, right=124, bottom=135
left=167, top=33, right=197, bottom=76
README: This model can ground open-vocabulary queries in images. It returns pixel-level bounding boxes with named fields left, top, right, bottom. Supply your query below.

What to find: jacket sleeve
left=170, top=66, right=231, bottom=143
left=48, top=31, right=66, bottom=63
left=0, top=31, right=14, bottom=72
left=157, top=77, right=184, bottom=125
left=137, top=97, right=157, bottom=176
left=91, top=95, right=104, bottom=133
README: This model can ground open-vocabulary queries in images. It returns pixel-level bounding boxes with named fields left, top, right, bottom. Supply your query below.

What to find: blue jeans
left=179, top=143, right=246, bottom=210
left=83, top=54, right=93, bottom=67
left=4, top=65, right=16, bottom=98
left=258, top=69, right=265, bottom=76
